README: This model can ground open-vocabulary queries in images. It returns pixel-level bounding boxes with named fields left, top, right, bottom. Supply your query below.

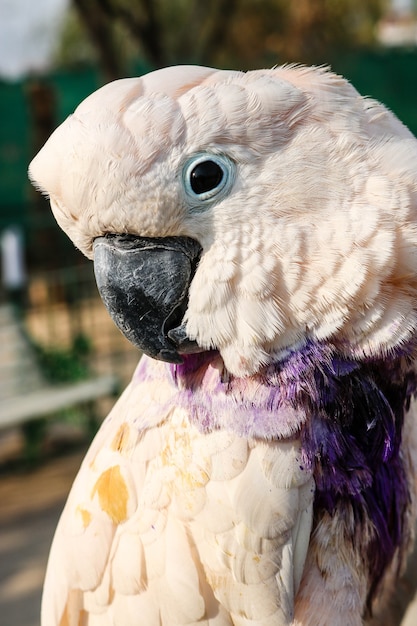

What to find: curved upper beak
left=93, top=234, right=203, bottom=363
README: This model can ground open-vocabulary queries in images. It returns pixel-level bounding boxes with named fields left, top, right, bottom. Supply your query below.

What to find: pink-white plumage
left=29, top=65, right=417, bottom=625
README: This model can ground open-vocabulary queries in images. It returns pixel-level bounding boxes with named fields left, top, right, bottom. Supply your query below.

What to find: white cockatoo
left=29, top=65, right=417, bottom=626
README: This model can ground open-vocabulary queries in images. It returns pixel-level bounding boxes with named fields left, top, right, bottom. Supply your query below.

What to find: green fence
left=1, top=67, right=100, bottom=214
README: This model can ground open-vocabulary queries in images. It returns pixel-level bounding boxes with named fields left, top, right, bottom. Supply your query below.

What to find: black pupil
left=190, top=160, right=223, bottom=194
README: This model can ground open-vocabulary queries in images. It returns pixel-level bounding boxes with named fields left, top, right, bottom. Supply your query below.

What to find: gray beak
left=93, top=234, right=203, bottom=363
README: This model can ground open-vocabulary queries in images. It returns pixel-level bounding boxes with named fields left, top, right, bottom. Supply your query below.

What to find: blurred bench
left=0, top=304, right=119, bottom=431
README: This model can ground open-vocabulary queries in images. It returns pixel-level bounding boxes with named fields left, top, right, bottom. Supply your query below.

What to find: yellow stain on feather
left=160, top=422, right=209, bottom=490
left=76, top=506, right=92, bottom=528
left=59, top=603, right=70, bottom=626
left=111, top=422, right=131, bottom=453
left=59, top=596, right=87, bottom=626
left=79, top=610, right=88, bottom=626
left=91, top=465, right=129, bottom=524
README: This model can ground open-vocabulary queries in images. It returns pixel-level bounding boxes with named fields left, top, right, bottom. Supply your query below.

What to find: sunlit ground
left=0, top=435, right=85, bottom=626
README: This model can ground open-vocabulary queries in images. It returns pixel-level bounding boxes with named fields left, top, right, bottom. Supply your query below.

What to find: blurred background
left=0, top=1, right=417, bottom=625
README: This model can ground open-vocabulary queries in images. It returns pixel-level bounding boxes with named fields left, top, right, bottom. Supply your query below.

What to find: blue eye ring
left=182, top=153, right=235, bottom=204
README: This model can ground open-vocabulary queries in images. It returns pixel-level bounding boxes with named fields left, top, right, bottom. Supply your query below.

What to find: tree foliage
left=59, top=0, right=387, bottom=80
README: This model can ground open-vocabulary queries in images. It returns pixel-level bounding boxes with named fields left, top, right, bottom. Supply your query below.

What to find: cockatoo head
left=29, top=65, right=417, bottom=376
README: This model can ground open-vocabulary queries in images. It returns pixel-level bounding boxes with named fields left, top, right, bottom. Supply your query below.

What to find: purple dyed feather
left=168, top=341, right=417, bottom=607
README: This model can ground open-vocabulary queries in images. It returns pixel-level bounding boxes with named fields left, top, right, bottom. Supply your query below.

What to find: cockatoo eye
left=190, top=160, right=223, bottom=194
left=183, top=153, right=235, bottom=204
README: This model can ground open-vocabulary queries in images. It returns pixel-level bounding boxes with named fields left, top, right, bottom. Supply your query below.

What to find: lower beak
left=93, top=234, right=203, bottom=363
